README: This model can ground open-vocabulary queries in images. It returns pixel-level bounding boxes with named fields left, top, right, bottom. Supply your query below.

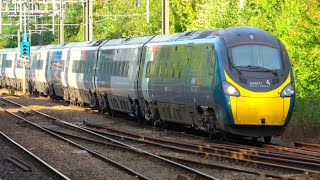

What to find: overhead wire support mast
left=162, top=0, right=169, bottom=35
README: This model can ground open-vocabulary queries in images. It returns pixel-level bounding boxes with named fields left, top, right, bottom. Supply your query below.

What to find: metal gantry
left=0, top=0, right=85, bottom=44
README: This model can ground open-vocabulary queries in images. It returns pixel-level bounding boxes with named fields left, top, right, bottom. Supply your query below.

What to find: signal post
left=19, top=32, right=30, bottom=95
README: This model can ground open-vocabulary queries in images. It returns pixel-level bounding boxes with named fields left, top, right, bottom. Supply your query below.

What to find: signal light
left=23, top=44, right=27, bottom=56
left=20, top=42, right=30, bottom=57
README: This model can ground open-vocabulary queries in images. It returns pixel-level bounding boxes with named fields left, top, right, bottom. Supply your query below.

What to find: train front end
left=217, top=27, right=295, bottom=140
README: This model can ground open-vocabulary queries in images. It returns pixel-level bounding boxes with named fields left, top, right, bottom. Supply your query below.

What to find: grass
left=282, top=98, right=320, bottom=143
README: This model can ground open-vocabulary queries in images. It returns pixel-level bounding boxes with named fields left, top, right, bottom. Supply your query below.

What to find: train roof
left=35, top=44, right=56, bottom=50
left=0, top=48, right=18, bottom=53
left=148, top=29, right=221, bottom=43
left=72, top=39, right=107, bottom=48
left=218, top=26, right=280, bottom=47
left=30, top=46, right=40, bottom=51
left=50, top=42, right=78, bottom=50
left=101, top=36, right=154, bottom=47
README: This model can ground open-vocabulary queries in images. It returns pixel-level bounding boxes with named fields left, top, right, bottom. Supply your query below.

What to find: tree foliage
left=189, top=0, right=320, bottom=99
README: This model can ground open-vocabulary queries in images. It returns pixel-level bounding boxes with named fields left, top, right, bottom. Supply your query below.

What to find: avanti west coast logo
left=249, top=79, right=271, bottom=88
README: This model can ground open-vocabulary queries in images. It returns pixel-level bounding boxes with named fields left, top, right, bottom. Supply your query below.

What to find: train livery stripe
left=224, top=71, right=292, bottom=126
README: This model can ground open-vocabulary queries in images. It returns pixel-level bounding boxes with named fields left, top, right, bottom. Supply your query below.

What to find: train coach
left=0, top=26, right=295, bottom=142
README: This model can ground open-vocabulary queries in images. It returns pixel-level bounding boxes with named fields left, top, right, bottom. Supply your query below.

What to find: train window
left=80, top=61, right=85, bottom=73
left=79, top=61, right=83, bottom=73
left=88, top=62, right=93, bottom=73
left=158, top=62, right=164, bottom=78
left=119, top=62, right=123, bottom=76
left=161, top=62, right=168, bottom=78
left=37, top=60, right=44, bottom=70
left=3, top=60, right=12, bottom=68
left=168, top=61, right=174, bottom=78
left=110, top=62, right=115, bottom=75
left=99, top=62, right=103, bottom=74
left=117, top=62, right=121, bottom=76
left=107, top=62, right=112, bottom=74
left=101, top=49, right=115, bottom=61
left=86, top=51, right=96, bottom=62
left=231, top=45, right=281, bottom=70
left=176, top=59, right=183, bottom=78
left=146, top=61, right=152, bottom=78
left=16, top=59, right=23, bottom=69
left=119, top=62, right=124, bottom=76
left=152, top=62, right=159, bottom=78
left=113, top=62, right=118, bottom=76
left=104, top=62, right=108, bottom=74
left=72, top=61, right=75, bottom=73
left=123, top=62, right=128, bottom=77
left=72, top=61, right=79, bottom=73
left=105, top=62, right=110, bottom=74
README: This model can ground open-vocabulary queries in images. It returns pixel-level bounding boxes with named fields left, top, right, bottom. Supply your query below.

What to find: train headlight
left=222, top=81, right=240, bottom=96
left=280, top=83, right=295, bottom=97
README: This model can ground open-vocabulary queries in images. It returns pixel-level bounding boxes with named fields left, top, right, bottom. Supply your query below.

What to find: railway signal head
left=20, top=42, right=30, bottom=57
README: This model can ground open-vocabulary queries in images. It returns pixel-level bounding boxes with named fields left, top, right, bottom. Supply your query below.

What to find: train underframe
left=19, top=81, right=279, bottom=143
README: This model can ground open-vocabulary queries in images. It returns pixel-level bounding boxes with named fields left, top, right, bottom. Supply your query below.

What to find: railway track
left=295, top=142, right=320, bottom=151
left=0, top=131, right=69, bottom=180
left=0, top=101, right=153, bottom=179
left=83, top=122, right=320, bottom=176
left=0, top=97, right=218, bottom=180
left=1, top=96, right=319, bottom=179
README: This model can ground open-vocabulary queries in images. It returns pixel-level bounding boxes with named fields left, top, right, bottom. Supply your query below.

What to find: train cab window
left=231, top=45, right=281, bottom=70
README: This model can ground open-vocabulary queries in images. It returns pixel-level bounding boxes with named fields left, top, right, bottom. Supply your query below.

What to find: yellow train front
left=215, top=27, right=295, bottom=143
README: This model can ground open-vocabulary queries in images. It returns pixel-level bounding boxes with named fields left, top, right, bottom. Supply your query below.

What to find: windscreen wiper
left=246, top=65, right=278, bottom=76
left=227, top=53, right=242, bottom=75
left=231, top=63, right=242, bottom=75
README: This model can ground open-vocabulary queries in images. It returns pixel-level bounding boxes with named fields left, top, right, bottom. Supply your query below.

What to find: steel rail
left=158, top=154, right=298, bottom=180
left=295, top=142, right=320, bottom=151
left=262, top=144, right=320, bottom=157
left=0, top=97, right=219, bottom=180
left=41, top=128, right=296, bottom=180
left=0, top=131, right=70, bottom=180
left=84, top=127, right=320, bottom=174
left=85, top=122, right=320, bottom=163
left=0, top=106, right=151, bottom=180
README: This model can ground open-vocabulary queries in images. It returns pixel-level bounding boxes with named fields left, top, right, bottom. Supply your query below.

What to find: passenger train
left=0, top=26, right=295, bottom=143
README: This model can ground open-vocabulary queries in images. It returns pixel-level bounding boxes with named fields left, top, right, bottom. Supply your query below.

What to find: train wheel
left=91, top=94, right=99, bottom=110
left=264, top=136, right=272, bottom=144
